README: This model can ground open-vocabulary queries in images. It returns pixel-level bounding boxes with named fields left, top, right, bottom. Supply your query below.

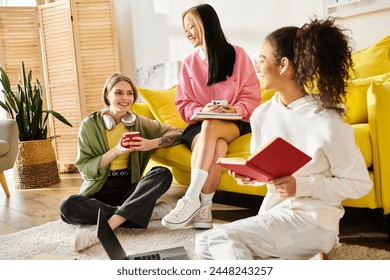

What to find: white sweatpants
left=195, top=208, right=338, bottom=260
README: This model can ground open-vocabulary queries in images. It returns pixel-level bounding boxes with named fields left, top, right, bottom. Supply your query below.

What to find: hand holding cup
left=120, top=131, right=141, bottom=149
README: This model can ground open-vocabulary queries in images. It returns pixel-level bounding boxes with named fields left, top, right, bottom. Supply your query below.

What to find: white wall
left=114, top=0, right=390, bottom=80
left=340, top=9, right=390, bottom=50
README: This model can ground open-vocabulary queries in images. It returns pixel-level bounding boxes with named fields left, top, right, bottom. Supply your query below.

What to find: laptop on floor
left=96, top=209, right=188, bottom=260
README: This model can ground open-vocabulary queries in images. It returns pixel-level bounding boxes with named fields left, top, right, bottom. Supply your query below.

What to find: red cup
left=121, top=131, right=140, bottom=148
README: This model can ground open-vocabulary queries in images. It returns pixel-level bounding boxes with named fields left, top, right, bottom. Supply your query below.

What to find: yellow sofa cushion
left=153, top=133, right=253, bottom=172
left=344, top=72, right=390, bottom=125
left=153, top=144, right=191, bottom=171
left=131, top=102, right=155, bottom=120
left=152, top=133, right=268, bottom=197
left=227, top=133, right=251, bottom=157
left=137, top=86, right=188, bottom=129
left=261, top=88, right=277, bottom=103
left=351, top=34, right=390, bottom=79
left=259, top=80, right=277, bottom=104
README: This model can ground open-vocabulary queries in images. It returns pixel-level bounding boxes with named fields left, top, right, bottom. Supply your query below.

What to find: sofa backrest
left=133, top=86, right=187, bottom=129
left=260, top=34, right=390, bottom=125
left=344, top=73, right=390, bottom=125
left=351, top=34, right=390, bottom=79
left=132, top=34, right=390, bottom=127
left=344, top=34, right=390, bottom=125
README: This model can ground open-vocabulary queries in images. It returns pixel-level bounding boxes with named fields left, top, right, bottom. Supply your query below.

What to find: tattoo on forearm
left=159, top=137, right=175, bottom=147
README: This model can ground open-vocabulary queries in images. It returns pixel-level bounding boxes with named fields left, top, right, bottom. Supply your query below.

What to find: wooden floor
left=0, top=171, right=189, bottom=235
left=2, top=169, right=390, bottom=252
left=0, top=170, right=250, bottom=235
left=0, top=172, right=82, bottom=235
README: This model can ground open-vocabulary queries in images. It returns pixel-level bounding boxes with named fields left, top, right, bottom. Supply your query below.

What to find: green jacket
left=76, top=111, right=183, bottom=196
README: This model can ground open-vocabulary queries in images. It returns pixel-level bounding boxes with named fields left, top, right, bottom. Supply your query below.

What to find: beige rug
left=0, top=219, right=389, bottom=260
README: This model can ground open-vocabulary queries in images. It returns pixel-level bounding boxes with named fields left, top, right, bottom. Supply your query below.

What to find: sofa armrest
left=368, top=81, right=390, bottom=214
left=0, top=119, right=19, bottom=171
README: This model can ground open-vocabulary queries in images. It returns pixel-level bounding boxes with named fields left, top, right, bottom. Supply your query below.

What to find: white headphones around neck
left=103, top=112, right=136, bottom=131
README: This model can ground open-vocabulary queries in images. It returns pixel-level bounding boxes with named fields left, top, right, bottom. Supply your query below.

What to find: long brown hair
left=182, top=4, right=235, bottom=86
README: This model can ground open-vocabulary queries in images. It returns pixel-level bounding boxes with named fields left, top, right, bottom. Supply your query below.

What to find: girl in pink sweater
left=162, top=4, right=260, bottom=230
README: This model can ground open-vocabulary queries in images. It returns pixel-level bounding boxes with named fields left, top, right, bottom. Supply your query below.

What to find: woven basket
left=13, top=138, right=60, bottom=189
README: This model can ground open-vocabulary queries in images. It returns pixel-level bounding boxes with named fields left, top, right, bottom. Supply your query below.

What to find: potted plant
left=0, top=61, right=73, bottom=189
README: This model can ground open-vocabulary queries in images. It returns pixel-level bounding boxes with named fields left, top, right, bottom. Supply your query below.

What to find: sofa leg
left=0, top=171, right=11, bottom=197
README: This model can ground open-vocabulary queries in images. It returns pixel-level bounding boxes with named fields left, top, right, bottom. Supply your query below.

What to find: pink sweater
left=175, top=45, right=261, bottom=123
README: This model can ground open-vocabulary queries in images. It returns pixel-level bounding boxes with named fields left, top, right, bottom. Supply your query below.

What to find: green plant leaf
left=0, top=67, right=11, bottom=90
left=0, top=99, right=13, bottom=119
left=0, top=68, right=19, bottom=116
left=41, top=127, right=47, bottom=139
left=15, top=112, right=26, bottom=141
left=1, top=61, right=73, bottom=141
left=31, top=86, right=43, bottom=139
left=44, top=110, right=73, bottom=127
left=42, top=113, right=49, bottom=134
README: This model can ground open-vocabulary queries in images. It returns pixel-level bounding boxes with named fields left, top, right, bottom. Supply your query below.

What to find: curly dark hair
left=266, top=18, right=353, bottom=116
left=266, top=26, right=299, bottom=68
left=294, top=18, right=354, bottom=116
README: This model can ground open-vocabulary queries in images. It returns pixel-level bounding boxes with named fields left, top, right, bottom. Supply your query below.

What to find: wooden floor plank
left=2, top=171, right=389, bottom=253
left=0, top=207, right=45, bottom=233
left=0, top=172, right=187, bottom=234
left=0, top=173, right=81, bottom=234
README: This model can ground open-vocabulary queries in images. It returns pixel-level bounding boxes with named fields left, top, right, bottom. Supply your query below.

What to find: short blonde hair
left=102, top=73, right=138, bottom=106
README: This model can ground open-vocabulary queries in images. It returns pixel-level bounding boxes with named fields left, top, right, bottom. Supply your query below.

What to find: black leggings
left=59, top=166, right=172, bottom=229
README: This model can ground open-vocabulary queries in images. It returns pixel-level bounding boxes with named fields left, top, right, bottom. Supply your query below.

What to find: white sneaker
left=161, top=197, right=201, bottom=229
left=150, top=201, right=173, bottom=220
left=193, top=201, right=213, bottom=229
left=74, top=228, right=99, bottom=252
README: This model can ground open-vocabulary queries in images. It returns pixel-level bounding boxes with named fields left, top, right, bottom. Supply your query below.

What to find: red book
left=216, top=137, right=312, bottom=182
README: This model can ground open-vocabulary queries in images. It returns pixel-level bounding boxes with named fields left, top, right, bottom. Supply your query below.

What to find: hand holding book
left=228, top=170, right=264, bottom=186
left=216, top=137, right=312, bottom=183
left=190, top=100, right=242, bottom=121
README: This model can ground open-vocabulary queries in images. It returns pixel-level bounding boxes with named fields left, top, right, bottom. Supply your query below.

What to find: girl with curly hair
left=195, top=18, right=372, bottom=260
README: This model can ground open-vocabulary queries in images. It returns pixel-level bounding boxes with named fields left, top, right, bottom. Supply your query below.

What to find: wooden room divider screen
left=38, top=0, right=120, bottom=166
left=1, top=0, right=121, bottom=168
left=0, top=6, right=46, bottom=104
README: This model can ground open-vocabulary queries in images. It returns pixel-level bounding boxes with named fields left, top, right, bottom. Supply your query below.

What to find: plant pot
left=13, top=138, right=60, bottom=189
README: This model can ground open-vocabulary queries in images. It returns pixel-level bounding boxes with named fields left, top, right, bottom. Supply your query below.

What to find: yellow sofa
left=132, top=35, right=390, bottom=222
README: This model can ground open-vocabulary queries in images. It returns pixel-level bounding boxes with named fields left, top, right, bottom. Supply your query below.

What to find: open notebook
left=96, top=209, right=188, bottom=260
left=190, top=112, right=242, bottom=121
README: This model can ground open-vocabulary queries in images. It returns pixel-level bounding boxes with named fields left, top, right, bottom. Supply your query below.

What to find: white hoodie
left=249, top=92, right=373, bottom=233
